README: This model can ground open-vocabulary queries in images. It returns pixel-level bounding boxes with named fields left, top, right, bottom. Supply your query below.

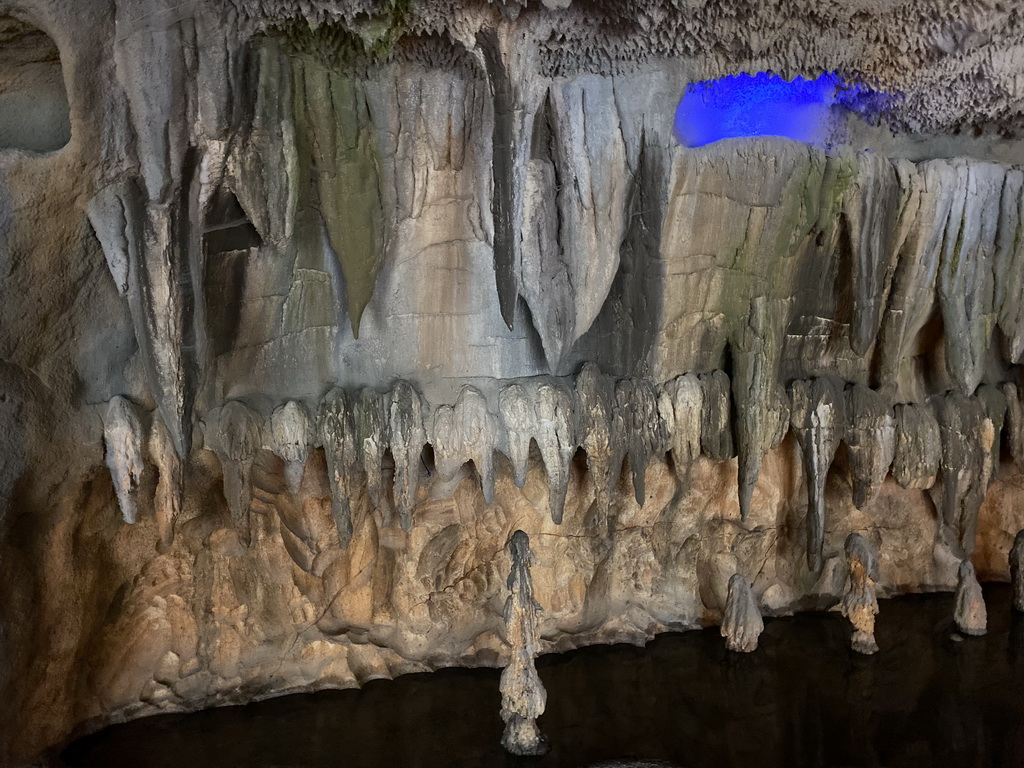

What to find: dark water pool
left=63, top=584, right=1024, bottom=768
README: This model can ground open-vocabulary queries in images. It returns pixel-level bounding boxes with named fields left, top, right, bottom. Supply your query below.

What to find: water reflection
left=64, top=586, right=1024, bottom=768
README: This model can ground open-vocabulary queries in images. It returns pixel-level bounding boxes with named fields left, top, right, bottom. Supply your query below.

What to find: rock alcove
left=3, top=1, right=1024, bottom=765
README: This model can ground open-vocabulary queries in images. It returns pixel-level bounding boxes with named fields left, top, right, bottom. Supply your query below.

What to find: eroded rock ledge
left=5, top=1, right=1024, bottom=766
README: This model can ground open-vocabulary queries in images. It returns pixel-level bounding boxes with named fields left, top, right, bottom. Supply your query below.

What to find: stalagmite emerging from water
left=954, top=559, right=987, bottom=636
left=500, top=530, right=548, bottom=756
left=721, top=573, right=763, bottom=653
left=841, top=533, right=880, bottom=654
left=1011, top=530, right=1024, bottom=613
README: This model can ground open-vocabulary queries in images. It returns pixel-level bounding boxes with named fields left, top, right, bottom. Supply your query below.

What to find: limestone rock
left=102, top=396, right=145, bottom=525
left=790, top=377, right=845, bottom=572
left=721, top=573, right=763, bottom=653
left=892, top=402, right=941, bottom=490
left=500, top=531, right=548, bottom=756
left=954, top=560, right=987, bottom=636
left=843, top=385, right=895, bottom=510
left=1011, top=530, right=1024, bottom=613
left=269, top=401, right=314, bottom=496
left=841, top=533, right=880, bottom=655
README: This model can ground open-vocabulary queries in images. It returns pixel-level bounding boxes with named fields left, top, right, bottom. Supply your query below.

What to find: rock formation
left=841, top=534, right=880, bottom=655
left=5, top=1, right=1024, bottom=764
left=500, top=531, right=548, bottom=756
left=721, top=574, right=763, bottom=653
left=1011, top=531, right=1024, bottom=613
left=954, top=560, right=987, bottom=636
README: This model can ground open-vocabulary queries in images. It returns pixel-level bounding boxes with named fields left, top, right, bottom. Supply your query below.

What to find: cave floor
left=62, top=584, right=1024, bottom=768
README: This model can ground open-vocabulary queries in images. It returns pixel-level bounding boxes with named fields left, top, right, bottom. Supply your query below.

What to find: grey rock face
left=954, top=560, right=987, bottom=636
left=842, top=533, right=881, bottom=655
left=13, top=3, right=1024, bottom=763
left=500, top=530, right=548, bottom=756
left=721, top=573, right=763, bottom=653
left=102, top=396, right=145, bottom=525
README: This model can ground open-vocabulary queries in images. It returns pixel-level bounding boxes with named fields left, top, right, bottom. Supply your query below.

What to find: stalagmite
left=269, top=401, right=314, bottom=496
left=954, top=559, right=987, bottom=636
left=1010, top=530, right=1024, bottom=613
left=841, top=533, right=880, bottom=655
left=663, top=373, right=703, bottom=482
left=700, top=370, right=735, bottom=462
left=536, top=381, right=576, bottom=523
left=575, top=363, right=615, bottom=521
left=388, top=381, right=426, bottom=531
left=149, top=415, right=182, bottom=548
left=319, top=388, right=358, bottom=547
left=843, top=385, right=895, bottom=510
left=431, top=386, right=497, bottom=501
left=790, top=378, right=844, bottom=572
left=892, top=402, right=941, bottom=490
left=211, top=401, right=263, bottom=547
left=721, top=573, right=763, bottom=653
left=500, top=530, right=548, bottom=756
left=499, top=383, right=536, bottom=489
left=102, top=395, right=145, bottom=525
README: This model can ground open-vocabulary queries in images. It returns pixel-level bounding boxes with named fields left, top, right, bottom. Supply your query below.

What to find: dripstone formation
left=5, top=1, right=1024, bottom=765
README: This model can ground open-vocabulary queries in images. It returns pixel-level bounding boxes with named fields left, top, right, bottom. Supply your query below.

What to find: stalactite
left=354, top=387, right=388, bottom=515
left=843, top=385, right=895, bottom=510
left=211, top=401, right=263, bottom=548
left=388, top=380, right=426, bottom=531
left=662, top=373, right=703, bottom=483
left=700, top=369, right=735, bottom=462
left=892, top=402, right=941, bottom=490
left=500, top=530, right=548, bottom=756
left=934, top=392, right=992, bottom=556
left=732, top=297, right=790, bottom=521
left=499, top=382, right=536, bottom=489
left=149, top=414, right=182, bottom=548
left=721, top=573, right=763, bottom=653
left=536, top=381, right=576, bottom=523
left=102, top=395, right=145, bottom=525
left=269, top=401, right=314, bottom=496
left=431, top=386, right=497, bottom=501
left=319, top=388, right=358, bottom=547
left=575, top=363, right=614, bottom=523
left=789, top=377, right=844, bottom=572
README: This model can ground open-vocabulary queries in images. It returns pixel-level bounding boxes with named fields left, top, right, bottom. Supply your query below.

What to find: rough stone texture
left=841, top=533, right=880, bottom=655
left=6, top=1, right=1024, bottom=766
left=954, top=559, right=987, bottom=636
left=720, top=573, right=763, bottom=653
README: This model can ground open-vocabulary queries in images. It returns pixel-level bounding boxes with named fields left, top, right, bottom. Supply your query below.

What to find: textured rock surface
left=5, top=1, right=1024, bottom=766
left=720, top=573, right=763, bottom=653
left=841, top=533, right=880, bottom=655
left=954, top=559, right=987, bottom=636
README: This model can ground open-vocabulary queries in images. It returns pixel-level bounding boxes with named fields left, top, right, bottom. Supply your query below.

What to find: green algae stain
left=290, top=55, right=386, bottom=338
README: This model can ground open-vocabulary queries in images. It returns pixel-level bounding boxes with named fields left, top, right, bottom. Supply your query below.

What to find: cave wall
left=4, top=1, right=1024, bottom=765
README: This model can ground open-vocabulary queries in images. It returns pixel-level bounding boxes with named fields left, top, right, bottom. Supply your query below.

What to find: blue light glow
left=674, top=72, right=870, bottom=148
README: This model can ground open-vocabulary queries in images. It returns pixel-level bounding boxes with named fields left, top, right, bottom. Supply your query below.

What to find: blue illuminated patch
left=674, top=72, right=872, bottom=148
